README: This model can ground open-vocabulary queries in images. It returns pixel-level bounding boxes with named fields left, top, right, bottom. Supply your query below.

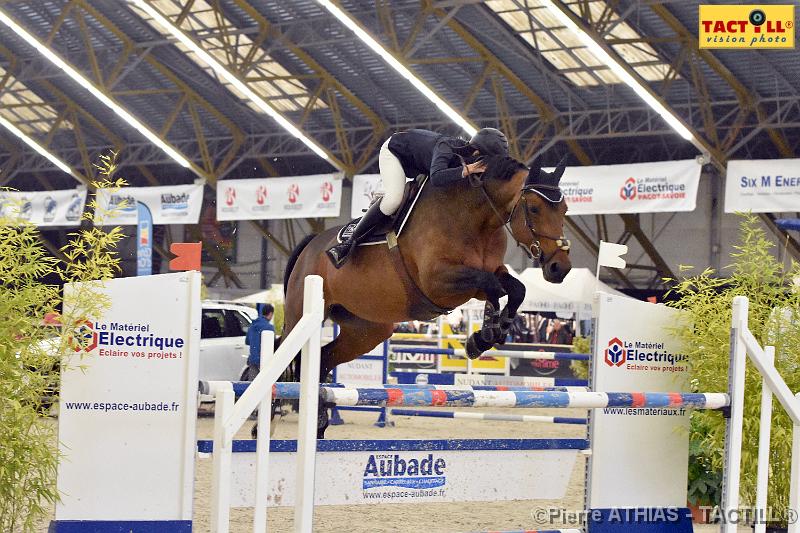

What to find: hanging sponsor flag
left=544, top=159, right=700, bottom=215
left=136, top=202, right=153, bottom=276
left=0, top=187, right=86, bottom=226
left=725, top=158, right=800, bottom=213
left=217, top=174, right=342, bottom=221
left=351, top=174, right=385, bottom=218
left=94, top=182, right=204, bottom=225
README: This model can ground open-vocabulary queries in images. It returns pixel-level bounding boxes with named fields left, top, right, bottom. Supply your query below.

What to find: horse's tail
left=283, top=233, right=317, bottom=296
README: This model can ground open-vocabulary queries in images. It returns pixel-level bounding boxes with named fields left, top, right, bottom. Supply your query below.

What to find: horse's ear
left=553, top=154, right=568, bottom=181
left=525, top=164, right=541, bottom=187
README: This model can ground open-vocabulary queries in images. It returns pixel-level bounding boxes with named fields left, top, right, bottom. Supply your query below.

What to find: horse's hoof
left=480, top=326, right=500, bottom=343
left=466, top=334, right=484, bottom=359
left=317, top=401, right=331, bottom=439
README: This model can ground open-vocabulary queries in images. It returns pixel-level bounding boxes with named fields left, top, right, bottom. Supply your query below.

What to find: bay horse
left=281, top=155, right=572, bottom=382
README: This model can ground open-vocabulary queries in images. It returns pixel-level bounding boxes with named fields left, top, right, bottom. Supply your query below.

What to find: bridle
left=476, top=178, right=571, bottom=265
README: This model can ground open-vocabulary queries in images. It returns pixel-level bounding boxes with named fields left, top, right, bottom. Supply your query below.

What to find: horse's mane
left=481, top=155, right=527, bottom=181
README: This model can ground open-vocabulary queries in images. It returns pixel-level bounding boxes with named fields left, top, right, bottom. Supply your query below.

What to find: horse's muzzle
left=542, top=251, right=571, bottom=283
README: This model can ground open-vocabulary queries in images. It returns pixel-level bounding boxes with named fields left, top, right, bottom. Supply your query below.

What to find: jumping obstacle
left=319, top=387, right=729, bottom=409
left=391, top=345, right=591, bottom=361
left=51, top=273, right=800, bottom=533
left=391, top=408, right=588, bottom=425
left=392, top=370, right=589, bottom=388
left=200, top=380, right=587, bottom=399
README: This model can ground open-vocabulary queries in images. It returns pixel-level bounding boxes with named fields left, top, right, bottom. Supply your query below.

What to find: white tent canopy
left=232, top=284, right=284, bottom=305
left=514, top=267, right=627, bottom=318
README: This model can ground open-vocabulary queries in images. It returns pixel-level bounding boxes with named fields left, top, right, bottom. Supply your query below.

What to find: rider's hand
left=462, top=161, right=487, bottom=177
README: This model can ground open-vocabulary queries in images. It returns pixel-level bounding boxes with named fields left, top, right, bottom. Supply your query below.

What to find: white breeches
left=377, top=138, right=408, bottom=215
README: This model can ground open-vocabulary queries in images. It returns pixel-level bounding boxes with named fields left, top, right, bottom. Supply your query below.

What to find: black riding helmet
left=470, top=128, right=509, bottom=156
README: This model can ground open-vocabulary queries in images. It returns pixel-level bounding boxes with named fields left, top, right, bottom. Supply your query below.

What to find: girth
left=386, top=231, right=452, bottom=321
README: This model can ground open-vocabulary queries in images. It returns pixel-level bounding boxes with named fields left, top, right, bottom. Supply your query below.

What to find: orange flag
left=169, top=242, right=202, bottom=271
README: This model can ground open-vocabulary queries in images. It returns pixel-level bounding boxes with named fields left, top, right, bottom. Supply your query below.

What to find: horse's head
left=510, top=157, right=572, bottom=283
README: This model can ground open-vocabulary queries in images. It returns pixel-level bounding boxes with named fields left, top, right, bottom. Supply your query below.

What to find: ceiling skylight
left=487, top=0, right=673, bottom=87
left=0, top=65, right=72, bottom=135
left=132, top=0, right=326, bottom=114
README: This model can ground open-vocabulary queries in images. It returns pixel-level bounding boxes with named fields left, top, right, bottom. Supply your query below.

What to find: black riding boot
left=326, top=202, right=390, bottom=269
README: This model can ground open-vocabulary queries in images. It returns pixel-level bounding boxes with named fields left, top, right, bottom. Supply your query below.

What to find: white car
left=199, top=301, right=259, bottom=383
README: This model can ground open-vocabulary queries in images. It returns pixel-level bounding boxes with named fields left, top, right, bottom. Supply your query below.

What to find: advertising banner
left=55, top=273, right=201, bottom=526
left=549, top=159, right=700, bottom=215
left=217, top=174, right=343, bottom=221
left=0, top=187, right=85, bottom=226
left=218, top=440, right=579, bottom=507
left=334, top=342, right=385, bottom=387
left=588, top=293, right=689, bottom=509
left=725, top=158, right=800, bottom=213
left=94, top=182, right=204, bottom=225
left=351, top=174, right=384, bottom=218
left=436, top=319, right=508, bottom=375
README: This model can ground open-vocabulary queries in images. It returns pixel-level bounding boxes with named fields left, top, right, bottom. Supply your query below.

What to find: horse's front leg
left=494, top=267, right=526, bottom=345
left=437, top=267, right=507, bottom=359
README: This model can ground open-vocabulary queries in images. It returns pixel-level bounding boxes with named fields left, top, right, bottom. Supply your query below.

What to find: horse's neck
left=424, top=178, right=519, bottom=234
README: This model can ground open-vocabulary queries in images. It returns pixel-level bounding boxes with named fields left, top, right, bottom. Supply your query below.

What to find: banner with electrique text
left=55, top=272, right=201, bottom=527
left=725, top=158, right=800, bottom=213
left=217, top=174, right=343, bottom=221
left=544, top=159, right=700, bottom=215
left=0, top=187, right=86, bottom=226
left=588, top=293, right=690, bottom=510
left=94, top=182, right=204, bottom=226
left=351, top=174, right=384, bottom=218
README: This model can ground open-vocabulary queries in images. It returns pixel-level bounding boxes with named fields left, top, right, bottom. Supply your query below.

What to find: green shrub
left=0, top=154, right=125, bottom=532
left=668, top=213, right=800, bottom=523
left=569, top=335, right=591, bottom=379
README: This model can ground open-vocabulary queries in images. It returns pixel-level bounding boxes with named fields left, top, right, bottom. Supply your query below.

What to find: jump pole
left=390, top=408, right=588, bottom=425
left=390, top=346, right=591, bottom=361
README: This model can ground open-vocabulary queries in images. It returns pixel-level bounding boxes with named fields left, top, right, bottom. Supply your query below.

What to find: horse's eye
left=528, top=205, right=538, bottom=214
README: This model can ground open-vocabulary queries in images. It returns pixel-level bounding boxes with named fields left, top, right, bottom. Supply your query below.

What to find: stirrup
left=326, top=242, right=353, bottom=269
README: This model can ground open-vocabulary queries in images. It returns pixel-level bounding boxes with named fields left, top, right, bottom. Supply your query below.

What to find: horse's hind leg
left=315, top=311, right=394, bottom=439
left=322, top=305, right=395, bottom=377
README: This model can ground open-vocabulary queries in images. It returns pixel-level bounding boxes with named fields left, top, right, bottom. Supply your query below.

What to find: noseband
left=513, top=192, right=571, bottom=265
left=477, top=181, right=571, bottom=266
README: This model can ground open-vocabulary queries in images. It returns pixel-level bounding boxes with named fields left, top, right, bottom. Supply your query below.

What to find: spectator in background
left=533, top=315, right=549, bottom=343
left=242, top=303, right=275, bottom=381
left=546, top=319, right=572, bottom=345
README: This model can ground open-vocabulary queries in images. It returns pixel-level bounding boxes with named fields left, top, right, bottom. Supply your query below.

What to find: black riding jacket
left=387, top=129, right=473, bottom=186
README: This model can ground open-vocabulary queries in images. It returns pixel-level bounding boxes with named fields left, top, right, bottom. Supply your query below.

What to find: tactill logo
left=620, top=177, right=637, bottom=200
left=604, top=337, right=626, bottom=367
left=699, top=4, right=795, bottom=49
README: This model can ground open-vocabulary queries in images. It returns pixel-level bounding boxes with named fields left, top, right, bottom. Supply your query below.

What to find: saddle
left=335, top=175, right=428, bottom=246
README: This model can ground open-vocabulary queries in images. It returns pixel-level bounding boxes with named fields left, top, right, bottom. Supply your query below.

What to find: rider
left=326, top=127, right=509, bottom=268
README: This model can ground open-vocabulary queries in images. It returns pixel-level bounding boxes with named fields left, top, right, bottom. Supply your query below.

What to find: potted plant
left=668, top=214, right=800, bottom=531
left=687, top=416, right=722, bottom=523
